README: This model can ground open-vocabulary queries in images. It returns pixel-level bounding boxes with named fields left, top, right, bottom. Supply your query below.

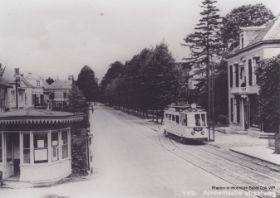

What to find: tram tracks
left=158, top=133, right=280, bottom=197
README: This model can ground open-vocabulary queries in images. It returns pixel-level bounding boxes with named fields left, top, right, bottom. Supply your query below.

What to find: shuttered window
left=248, top=59, right=252, bottom=86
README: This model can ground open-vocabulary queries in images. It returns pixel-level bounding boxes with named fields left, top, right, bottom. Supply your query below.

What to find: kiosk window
left=52, top=132, right=59, bottom=161
left=62, top=130, right=68, bottom=159
left=33, top=133, right=48, bottom=163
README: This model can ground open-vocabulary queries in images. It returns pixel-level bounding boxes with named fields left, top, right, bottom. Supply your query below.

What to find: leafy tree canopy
left=46, top=77, right=54, bottom=85
left=77, top=65, right=99, bottom=102
left=221, top=3, right=274, bottom=49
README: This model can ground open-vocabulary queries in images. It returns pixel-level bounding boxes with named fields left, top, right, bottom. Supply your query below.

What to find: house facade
left=2, top=69, right=46, bottom=110
left=45, top=78, right=72, bottom=111
left=0, top=78, right=12, bottom=112
left=226, top=17, right=280, bottom=132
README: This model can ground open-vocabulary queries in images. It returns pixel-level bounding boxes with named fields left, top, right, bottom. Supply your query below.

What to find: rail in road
left=157, top=134, right=280, bottom=197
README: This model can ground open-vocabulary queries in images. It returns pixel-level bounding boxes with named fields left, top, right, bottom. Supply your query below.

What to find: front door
left=6, top=133, right=20, bottom=177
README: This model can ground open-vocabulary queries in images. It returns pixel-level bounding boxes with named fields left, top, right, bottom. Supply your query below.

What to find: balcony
left=231, top=85, right=259, bottom=95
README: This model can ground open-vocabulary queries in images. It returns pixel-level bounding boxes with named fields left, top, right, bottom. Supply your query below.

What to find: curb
left=229, top=148, right=280, bottom=167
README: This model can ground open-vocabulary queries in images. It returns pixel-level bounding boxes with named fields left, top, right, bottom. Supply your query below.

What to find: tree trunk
left=160, top=109, right=164, bottom=124
left=156, top=109, right=159, bottom=123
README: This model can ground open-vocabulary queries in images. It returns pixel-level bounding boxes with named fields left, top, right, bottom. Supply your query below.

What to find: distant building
left=0, top=77, right=12, bottom=112
left=226, top=17, right=280, bottom=132
left=3, top=69, right=46, bottom=110
left=45, top=78, right=72, bottom=111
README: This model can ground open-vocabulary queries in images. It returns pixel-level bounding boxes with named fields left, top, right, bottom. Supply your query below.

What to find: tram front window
left=183, top=115, right=188, bottom=126
left=201, top=114, right=206, bottom=126
left=195, top=114, right=201, bottom=126
left=175, top=116, right=179, bottom=124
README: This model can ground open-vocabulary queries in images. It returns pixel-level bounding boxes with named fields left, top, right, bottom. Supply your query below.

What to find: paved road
left=2, top=104, right=274, bottom=198
left=88, top=105, right=235, bottom=198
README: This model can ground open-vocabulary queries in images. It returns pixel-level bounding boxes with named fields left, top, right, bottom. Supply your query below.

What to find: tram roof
left=165, top=104, right=205, bottom=113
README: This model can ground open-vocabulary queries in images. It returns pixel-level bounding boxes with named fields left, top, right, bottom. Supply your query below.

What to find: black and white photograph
left=0, top=0, right=280, bottom=197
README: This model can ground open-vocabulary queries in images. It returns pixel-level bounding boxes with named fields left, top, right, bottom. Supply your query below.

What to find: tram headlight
left=191, top=131, right=195, bottom=135
left=201, top=131, right=205, bottom=135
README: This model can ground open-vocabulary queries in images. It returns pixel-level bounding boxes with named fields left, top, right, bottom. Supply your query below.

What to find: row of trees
left=99, top=2, right=274, bottom=124
left=100, top=43, right=179, bottom=121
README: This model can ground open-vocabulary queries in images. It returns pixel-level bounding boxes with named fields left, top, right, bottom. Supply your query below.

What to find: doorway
left=6, top=133, right=20, bottom=178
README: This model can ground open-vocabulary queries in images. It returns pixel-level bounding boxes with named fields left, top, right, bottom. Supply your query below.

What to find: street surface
left=1, top=104, right=279, bottom=198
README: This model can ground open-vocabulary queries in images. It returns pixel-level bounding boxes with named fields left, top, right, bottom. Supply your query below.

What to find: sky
left=0, top=0, right=279, bottom=81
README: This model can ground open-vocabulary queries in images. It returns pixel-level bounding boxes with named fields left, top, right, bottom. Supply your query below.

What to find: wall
left=20, top=159, right=71, bottom=182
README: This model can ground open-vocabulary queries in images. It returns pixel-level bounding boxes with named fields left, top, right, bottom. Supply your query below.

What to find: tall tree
left=100, top=61, right=124, bottom=102
left=77, top=65, right=99, bottom=101
left=256, top=55, right=280, bottom=153
left=183, top=0, right=223, bottom=130
left=221, top=4, right=274, bottom=49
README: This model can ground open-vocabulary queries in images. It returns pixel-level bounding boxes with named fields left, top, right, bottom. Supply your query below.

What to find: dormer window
left=36, top=80, right=40, bottom=87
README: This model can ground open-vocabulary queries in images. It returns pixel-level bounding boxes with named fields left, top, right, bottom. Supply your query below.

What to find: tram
left=163, top=104, right=209, bottom=142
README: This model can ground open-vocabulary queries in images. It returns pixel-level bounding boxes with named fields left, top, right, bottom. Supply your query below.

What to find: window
left=33, top=133, right=48, bottom=163
left=248, top=59, right=252, bottom=86
left=61, top=130, right=68, bottom=159
left=169, top=114, right=171, bottom=120
left=23, top=134, right=30, bottom=164
left=195, top=114, right=201, bottom=126
left=201, top=114, right=206, bottom=126
left=229, top=65, right=233, bottom=88
left=0, top=133, right=2, bottom=163
left=52, top=132, right=59, bottom=161
left=172, top=115, right=175, bottom=121
left=175, top=116, right=179, bottom=124
left=36, top=80, right=40, bottom=87
left=235, top=64, right=239, bottom=87
left=255, top=57, right=260, bottom=84
left=183, top=115, right=188, bottom=126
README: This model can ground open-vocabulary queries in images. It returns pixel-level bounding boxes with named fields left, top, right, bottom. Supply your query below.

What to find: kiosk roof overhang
left=0, top=108, right=84, bottom=125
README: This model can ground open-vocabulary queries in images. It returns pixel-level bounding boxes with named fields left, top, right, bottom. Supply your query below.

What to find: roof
left=0, top=108, right=84, bottom=125
left=227, top=17, right=280, bottom=58
left=0, top=77, right=12, bottom=88
left=46, top=79, right=72, bottom=90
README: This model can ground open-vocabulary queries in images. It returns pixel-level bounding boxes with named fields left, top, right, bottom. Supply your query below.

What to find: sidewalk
left=203, top=129, right=280, bottom=166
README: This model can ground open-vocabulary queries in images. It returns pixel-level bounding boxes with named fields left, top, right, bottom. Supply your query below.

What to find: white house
left=226, top=16, right=280, bottom=133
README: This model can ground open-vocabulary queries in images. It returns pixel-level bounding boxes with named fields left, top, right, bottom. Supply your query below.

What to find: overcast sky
left=0, top=0, right=279, bottom=80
